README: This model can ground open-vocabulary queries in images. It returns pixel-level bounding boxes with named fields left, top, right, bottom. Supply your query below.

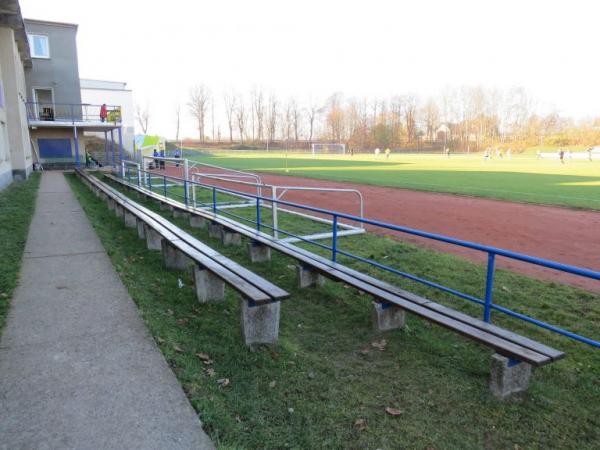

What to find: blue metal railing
left=120, top=167, right=600, bottom=348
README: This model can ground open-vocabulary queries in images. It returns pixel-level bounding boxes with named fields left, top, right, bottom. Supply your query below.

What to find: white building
left=80, top=78, right=134, bottom=151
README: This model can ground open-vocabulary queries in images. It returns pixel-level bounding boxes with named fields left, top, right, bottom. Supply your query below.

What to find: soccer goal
left=311, top=143, right=346, bottom=155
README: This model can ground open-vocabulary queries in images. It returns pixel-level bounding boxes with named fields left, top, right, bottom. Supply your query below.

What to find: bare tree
left=266, top=94, right=278, bottom=143
left=251, top=88, right=265, bottom=141
left=210, top=98, right=216, bottom=141
left=174, top=105, right=181, bottom=142
left=188, top=85, right=211, bottom=142
left=402, top=95, right=418, bottom=143
left=306, top=97, right=320, bottom=143
left=235, top=94, right=247, bottom=143
left=223, top=91, right=236, bottom=142
left=290, top=99, right=302, bottom=141
left=135, top=103, right=150, bottom=134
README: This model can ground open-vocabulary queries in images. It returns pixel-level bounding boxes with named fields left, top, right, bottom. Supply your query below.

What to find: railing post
left=184, top=158, right=190, bottom=204
left=184, top=180, right=188, bottom=207
left=483, top=252, right=496, bottom=323
left=121, top=160, right=125, bottom=178
left=126, top=167, right=131, bottom=183
left=332, top=215, right=338, bottom=262
left=272, top=185, right=278, bottom=239
left=148, top=171, right=152, bottom=190
left=164, top=175, right=167, bottom=198
left=137, top=163, right=142, bottom=186
left=212, top=187, right=217, bottom=212
left=256, top=197, right=261, bottom=232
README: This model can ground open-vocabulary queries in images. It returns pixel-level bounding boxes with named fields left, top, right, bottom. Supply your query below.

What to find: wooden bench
left=76, top=170, right=289, bottom=347
left=105, top=172, right=565, bottom=398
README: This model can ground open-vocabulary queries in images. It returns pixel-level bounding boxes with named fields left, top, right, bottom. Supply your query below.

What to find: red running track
left=157, top=166, right=600, bottom=292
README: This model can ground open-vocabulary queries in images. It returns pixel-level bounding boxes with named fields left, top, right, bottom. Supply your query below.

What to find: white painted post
left=120, top=161, right=125, bottom=178
left=184, top=158, right=190, bottom=206
left=137, top=163, right=142, bottom=186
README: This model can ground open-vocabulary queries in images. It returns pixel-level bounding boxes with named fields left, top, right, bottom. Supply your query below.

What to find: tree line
left=135, top=85, right=600, bottom=151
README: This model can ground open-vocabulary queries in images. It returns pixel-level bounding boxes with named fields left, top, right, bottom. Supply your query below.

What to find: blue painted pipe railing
left=119, top=168, right=600, bottom=348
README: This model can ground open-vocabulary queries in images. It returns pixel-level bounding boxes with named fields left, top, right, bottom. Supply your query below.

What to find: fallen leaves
left=268, top=380, right=277, bottom=388
left=371, top=339, right=388, bottom=351
left=195, top=352, right=213, bottom=365
left=385, top=406, right=403, bottom=416
left=155, top=336, right=165, bottom=344
left=354, top=418, right=367, bottom=431
left=217, top=378, right=230, bottom=388
left=206, top=368, right=216, bottom=377
left=173, top=344, right=184, bottom=353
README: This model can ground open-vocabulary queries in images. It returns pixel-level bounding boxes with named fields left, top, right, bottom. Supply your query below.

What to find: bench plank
left=82, top=172, right=284, bottom=303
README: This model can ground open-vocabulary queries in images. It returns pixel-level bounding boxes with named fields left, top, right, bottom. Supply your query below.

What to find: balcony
left=26, top=102, right=122, bottom=129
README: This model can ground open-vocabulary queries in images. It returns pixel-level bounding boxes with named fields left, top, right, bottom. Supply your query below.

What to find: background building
left=23, top=18, right=128, bottom=170
left=80, top=78, right=134, bottom=152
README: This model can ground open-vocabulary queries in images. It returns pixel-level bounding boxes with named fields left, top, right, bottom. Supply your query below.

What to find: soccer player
left=385, top=148, right=391, bottom=159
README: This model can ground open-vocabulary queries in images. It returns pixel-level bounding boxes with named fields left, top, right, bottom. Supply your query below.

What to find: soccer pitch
left=187, top=151, right=600, bottom=210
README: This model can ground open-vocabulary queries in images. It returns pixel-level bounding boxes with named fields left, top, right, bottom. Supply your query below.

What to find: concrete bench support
left=297, top=264, right=325, bottom=288
left=208, top=222, right=223, bottom=239
left=136, top=219, right=146, bottom=239
left=114, top=204, right=124, bottom=218
left=162, top=240, right=191, bottom=271
left=189, top=215, right=207, bottom=229
left=489, top=354, right=532, bottom=399
left=372, top=301, right=406, bottom=331
left=124, top=210, right=137, bottom=228
left=222, top=228, right=242, bottom=246
left=173, top=209, right=190, bottom=220
left=193, top=266, right=225, bottom=303
left=145, top=225, right=163, bottom=251
left=241, top=299, right=280, bottom=347
left=160, top=202, right=173, bottom=212
left=107, top=198, right=116, bottom=211
left=248, top=241, right=271, bottom=263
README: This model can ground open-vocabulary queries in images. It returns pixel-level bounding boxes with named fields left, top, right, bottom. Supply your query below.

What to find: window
left=27, top=34, right=50, bottom=59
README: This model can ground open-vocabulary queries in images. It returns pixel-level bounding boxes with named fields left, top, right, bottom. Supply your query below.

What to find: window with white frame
left=27, top=34, right=50, bottom=59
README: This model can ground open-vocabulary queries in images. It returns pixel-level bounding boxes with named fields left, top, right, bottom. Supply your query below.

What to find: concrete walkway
left=0, top=172, right=214, bottom=450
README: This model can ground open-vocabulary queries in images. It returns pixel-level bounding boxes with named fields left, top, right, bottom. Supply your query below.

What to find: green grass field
left=67, top=173, right=600, bottom=449
left=186, top=152, right=600, bottom=210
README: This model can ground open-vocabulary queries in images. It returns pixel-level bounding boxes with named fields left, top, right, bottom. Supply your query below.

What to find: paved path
left=0, top=172, right=214, bottom=450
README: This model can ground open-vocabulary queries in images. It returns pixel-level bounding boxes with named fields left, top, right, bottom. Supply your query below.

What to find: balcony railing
left=26, top=102, right=122, bottom=124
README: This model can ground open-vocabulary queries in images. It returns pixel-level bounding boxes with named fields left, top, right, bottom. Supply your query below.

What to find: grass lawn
left=186, top=151, right=600, bottom=210
left=0, top=174, right=40, bottom=331
left=67, top=173, right=600, bottom=449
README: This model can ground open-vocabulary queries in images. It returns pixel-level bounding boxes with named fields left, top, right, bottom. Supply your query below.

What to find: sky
left=19, top=0, right=600, bottom=138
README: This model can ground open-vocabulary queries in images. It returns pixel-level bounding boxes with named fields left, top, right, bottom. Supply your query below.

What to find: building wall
left=0, top=28, right=32, bottom=181
left=24, top=20, right=82, bottom=111
left=30, top=127, right=86, bottom=168
left=0, top=23, right=32, bottom=190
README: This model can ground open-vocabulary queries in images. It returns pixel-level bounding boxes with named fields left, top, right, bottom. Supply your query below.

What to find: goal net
left=311, top=143, right=346, bottom=155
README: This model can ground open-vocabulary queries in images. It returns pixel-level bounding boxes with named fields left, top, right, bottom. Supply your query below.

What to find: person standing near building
left=99, top=103, right=107, bottom=122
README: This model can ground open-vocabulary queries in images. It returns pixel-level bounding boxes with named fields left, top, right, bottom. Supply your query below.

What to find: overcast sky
left=20, top=0, right=600, bottom=138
